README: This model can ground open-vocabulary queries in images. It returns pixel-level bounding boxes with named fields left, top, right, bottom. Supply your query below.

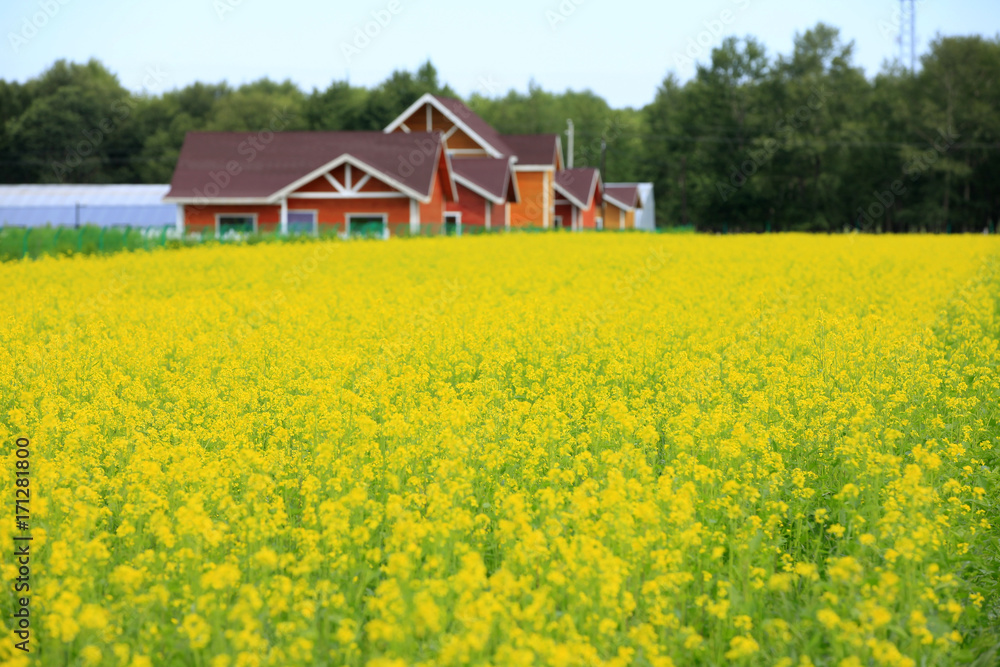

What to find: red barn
left=164, top=131, right=457, bottom=237
left=554, top=167, right=603, bottom=231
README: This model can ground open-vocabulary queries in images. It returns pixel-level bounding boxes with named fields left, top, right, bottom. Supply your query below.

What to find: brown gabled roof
left=451, top=158, right=517, bottom=204
left=604, top=184, right=642, bottom=211
left=165, top=131, right=447, bottom=202
left=503, top=134, right=562, bottom=168
left=554, top=167, right=602, bottom=210
left=431, top=96, right=513, bottom=157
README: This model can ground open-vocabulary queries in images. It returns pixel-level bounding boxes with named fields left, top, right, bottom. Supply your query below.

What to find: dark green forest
left=2, top=24, right=998, bottom=232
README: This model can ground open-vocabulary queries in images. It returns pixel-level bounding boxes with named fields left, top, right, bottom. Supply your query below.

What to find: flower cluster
left=0, top=234, right=997, bottom=665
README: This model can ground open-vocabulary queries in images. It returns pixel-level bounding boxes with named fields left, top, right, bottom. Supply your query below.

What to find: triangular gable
left=507, top=166, right=520, bottom=203
left=357, top=175, right=396, bottom=193
left=297, top=174, right=339, bottom=193
left=554, top=168, right=601, bottom=210
left=279, top=156, right=422, bottom=201
left=604, top=185, right=643, bottom=211
left=439, top=149, right=458, bottom=203
left=290, top=160, right=422, bottom=198
left=385, top=93, right=507, bottom=158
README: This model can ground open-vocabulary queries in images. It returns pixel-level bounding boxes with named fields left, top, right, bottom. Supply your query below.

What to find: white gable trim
left=442, top=149, right=459, bottom=202
left=554, top=170, right=600, bottom=210
left=163, top=197, right=272, bottom=205
left=270, top=154, right=431, bottom=204
left=324, top=172, right=348, bottom=193
left=604, top=193, right=637, bottom=211
left=454, top=173, right=506, bottom=205
left=383, top=93, right=505, bottom=159
left=507, top=159, right=521, bottom=203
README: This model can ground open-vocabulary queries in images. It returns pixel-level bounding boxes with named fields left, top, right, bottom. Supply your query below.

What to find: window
left=347, top=214, right=387, bottom=239
left=444, top=213, right=461, bottom=236
left=218, top=214, right=255, bottom=235
left=288, top=211, right=316, bottom=235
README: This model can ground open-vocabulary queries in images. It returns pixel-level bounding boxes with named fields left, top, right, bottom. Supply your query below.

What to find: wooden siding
left=448, top=183, right=493, bottom=227
left=358, top=174, right=396, bottom=192
left=297, top=175, right=338, bottom=193
left=509, top=170, right=554, bottom=228
left=184, top=204, right=279, bottom=234
left=603, top=201, right=636, bottom=231
left=289, top=198, right=410, bottom=235
left=417, top=153, right=449, bottom=227
left=555, top=202, right=573, bottom=229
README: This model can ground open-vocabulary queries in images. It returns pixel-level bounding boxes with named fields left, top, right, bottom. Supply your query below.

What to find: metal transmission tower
left=899, top=0, right=916, bottom=73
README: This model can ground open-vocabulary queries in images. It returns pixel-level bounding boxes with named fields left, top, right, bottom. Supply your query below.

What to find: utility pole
left=565, top=119, right=574, bottom=168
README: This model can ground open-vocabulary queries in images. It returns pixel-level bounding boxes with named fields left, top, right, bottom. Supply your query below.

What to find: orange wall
left=580, top=195, right=600, bottom=229
left=509, top=170, right=553, bottom=228
left=183, top=204, right=280, bottom=234
left=288, top=198, right=411, bottom=235
left=418, top=163, right=445, bottom=227
left=603, top=202, right=636, bottom=231
left=183, top=199, right=412, bottom=235
left=554, top=199, right=601, bottom=230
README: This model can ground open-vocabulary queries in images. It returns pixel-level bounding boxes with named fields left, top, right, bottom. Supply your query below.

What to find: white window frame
left=444, top=212, right=462, bottom=237
left=287, top=209, right=318, bottom=236
left=346, top=212, right=388, bottom=239
left=215, top=213, right=258, bottom=237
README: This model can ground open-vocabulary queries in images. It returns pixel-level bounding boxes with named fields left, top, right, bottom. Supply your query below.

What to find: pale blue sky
left=2, top=0, right=997, bottom=108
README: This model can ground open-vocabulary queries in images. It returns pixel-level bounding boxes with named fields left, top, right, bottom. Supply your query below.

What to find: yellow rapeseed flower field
left=1, top=234, right=998, bottom=666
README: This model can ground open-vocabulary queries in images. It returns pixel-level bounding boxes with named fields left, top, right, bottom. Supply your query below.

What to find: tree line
left=1, top=23, right=998, bottom=232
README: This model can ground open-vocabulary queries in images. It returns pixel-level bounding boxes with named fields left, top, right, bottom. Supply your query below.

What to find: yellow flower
left=181, top=614, right=212, bottom=650
left=2, top=234, right=995, bottom=665
left=724, top=635, right=760, bottom=660
left=80, top=645, right=103, bottom=666
left=817, top=609, right=841, bottom=629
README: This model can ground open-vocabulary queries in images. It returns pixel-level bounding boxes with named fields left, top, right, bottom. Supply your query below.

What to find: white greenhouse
left=0, top=184, right=175, bottom=228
